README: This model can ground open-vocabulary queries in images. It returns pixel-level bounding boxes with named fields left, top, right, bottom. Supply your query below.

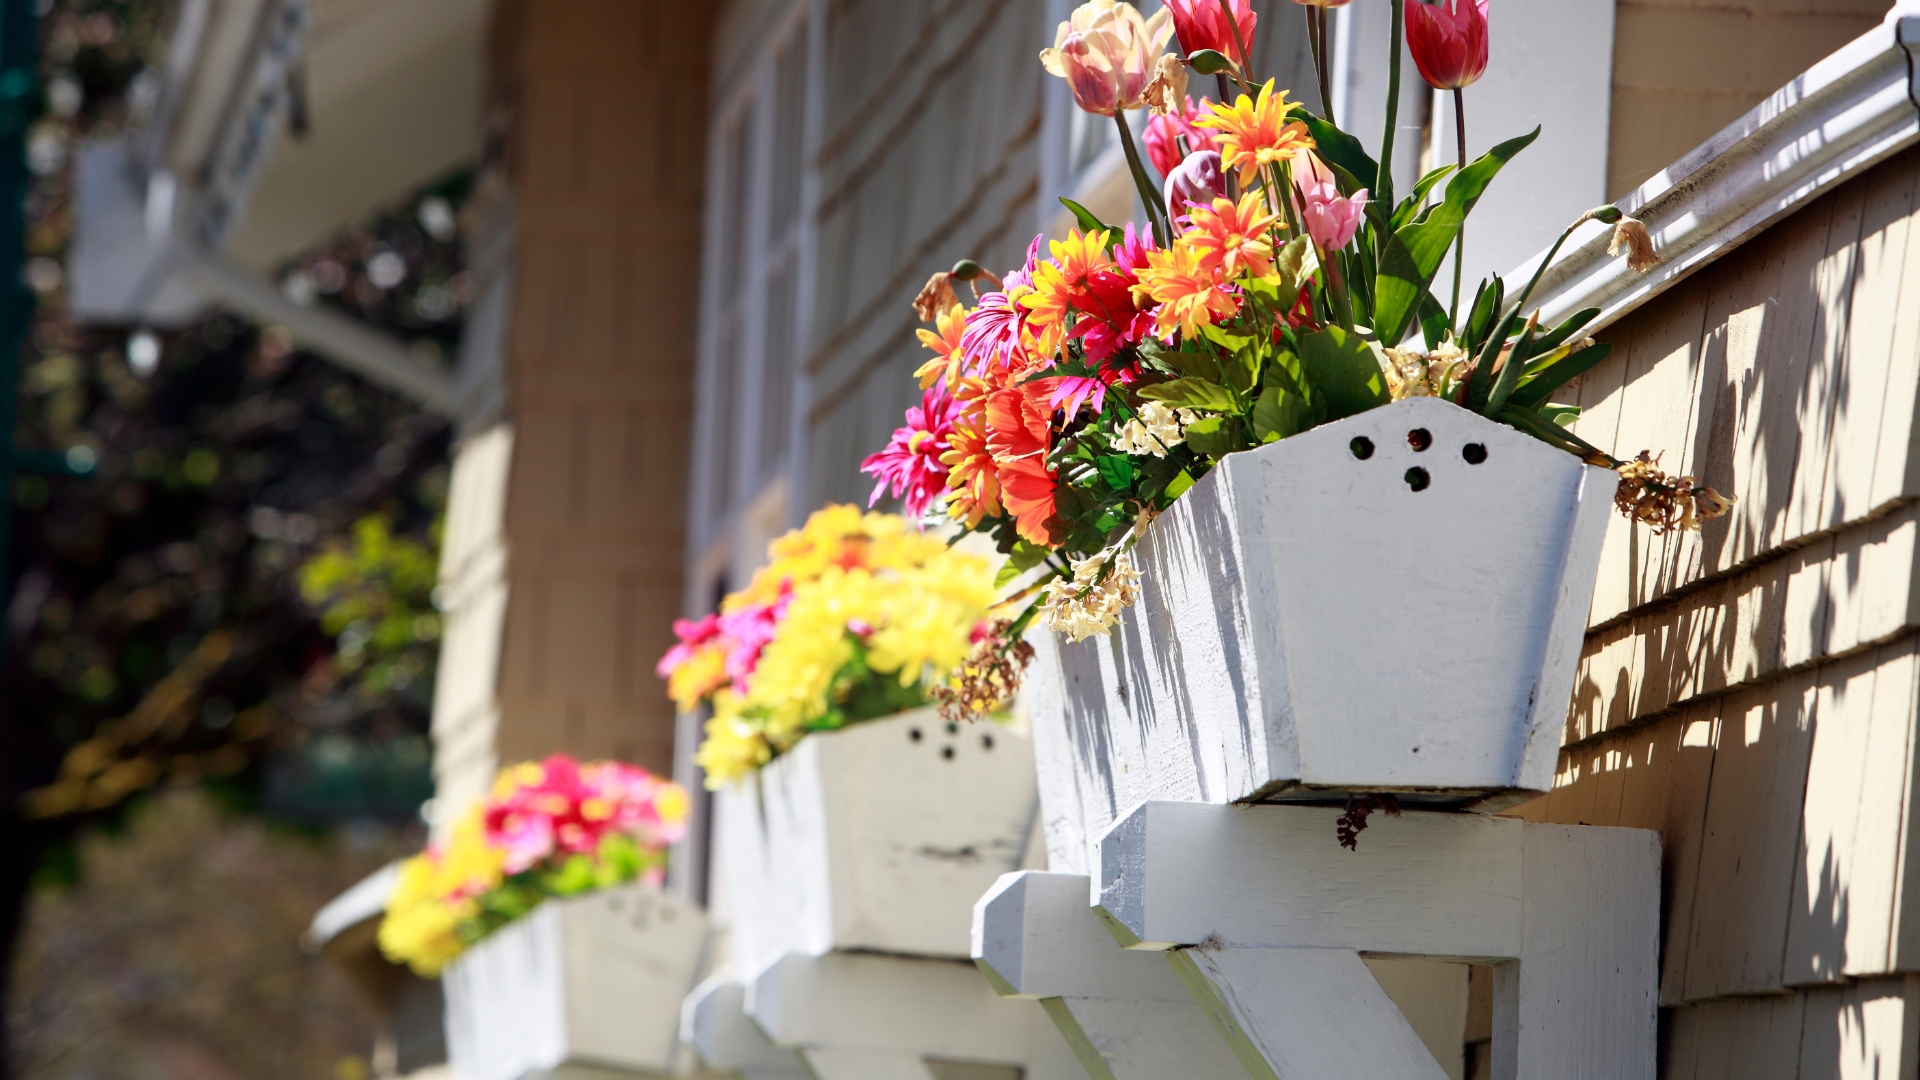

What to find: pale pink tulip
left=1040, top=0, right=1174, bottom=116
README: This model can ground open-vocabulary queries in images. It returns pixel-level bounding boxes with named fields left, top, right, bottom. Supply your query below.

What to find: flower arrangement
left=377, top=755, right=687, bottom=976
left=863, top=0, right=1734, bottom=701
left=657, top=506, right=1002, bottom=787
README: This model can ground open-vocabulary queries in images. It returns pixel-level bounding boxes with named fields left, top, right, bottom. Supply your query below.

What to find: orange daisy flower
left=1132, top=239, right=1240, bottom=340
left=1195, top=78, right=1316, bottom=186
left=913, top=303, right=970, bottom=389
left=1182, top=191, right=1281, bottom=281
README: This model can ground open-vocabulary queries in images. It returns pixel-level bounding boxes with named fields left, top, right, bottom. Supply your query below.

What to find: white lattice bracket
left=1092, top=802, right=1659, bottom=1080
left=680, top=975, right=811, bottom=1079
left=972, top=870, right=1248, bottom=1079
left=743, top=951, right=1084, bottom=1080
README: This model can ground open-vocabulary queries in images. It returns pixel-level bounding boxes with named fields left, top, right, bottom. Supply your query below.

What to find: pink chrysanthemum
left=861, top=380, right=963, bottom=522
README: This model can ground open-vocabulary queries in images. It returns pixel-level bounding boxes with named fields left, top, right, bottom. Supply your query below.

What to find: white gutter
left=304, top=860, right=400, bottom=950
left=1517, top=2, right=1920, bottom=331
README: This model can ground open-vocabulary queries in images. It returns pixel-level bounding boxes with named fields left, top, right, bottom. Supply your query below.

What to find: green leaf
left=1297, top=112, right=1378, bottom=196
left=1464, top=275, right=1503, bottom=356
left=1182, top=415, right=1248, bottom=457
left=1297, top=326, right=1391, bottom=420
left=1272, top=235, right=1315, bottom=296
left=1496, top=403, right=1606, bottom=459
left=1540, top=403, right=1583, bottom=428
left=1093, top=453, right=1136, bottom=491
left=1483, top=318, right=1536, bottom=417
left=1199, top=323, right=1255, bottom=354
left=1188, top=49, right=1235, bottom=75
left=1163, top=469, right=1196, bottom=501
left=1252, top=384, right=1313, bottom=443
left=1371, top=127, right=1540, bottom=346
left=1508, top=342, right=1613, bottom=409
left=1139, top=377, right=1238, bottom=412
left=1391, top=164, right=1458, bottom=232
left=1418, top=291, right=1451, bottom=352
left=994, top=539, right=1052, bottom=588
left=1529, top=307, right=1600, bottom=357
left=1059, top=197, right=1119, bottom=246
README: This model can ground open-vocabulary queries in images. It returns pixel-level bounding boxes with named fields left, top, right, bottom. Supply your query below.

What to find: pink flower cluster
left=482, top=755, right=687, bottom=878
left=655, top=582, right=793, bottom=692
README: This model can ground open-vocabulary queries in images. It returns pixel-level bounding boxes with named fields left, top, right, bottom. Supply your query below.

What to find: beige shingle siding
left=1514, top=143, right=1920, bottom=1067
left=430, top=0, right=711, bottom=811
left=1608, top=0, right=1892, bottom=200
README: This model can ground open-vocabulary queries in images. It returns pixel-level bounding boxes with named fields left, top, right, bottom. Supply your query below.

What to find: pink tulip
left=1040, top=1, right=1173, bottom=117
left=1143, top=95, right=1218, bottom=178
left=1404, top=0, right=1489, bottom=90
left=1294, top=154, right=1368, bottom=252
left=1164, top=150, right=1227, bottom=224
left=1164, top=0, right=1258, bottom=62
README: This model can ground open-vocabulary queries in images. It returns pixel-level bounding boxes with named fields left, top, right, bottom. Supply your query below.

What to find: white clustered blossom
left=1041, top=548, right=1143, bottom=643
left=1109, top=402, right=1197, bottom=457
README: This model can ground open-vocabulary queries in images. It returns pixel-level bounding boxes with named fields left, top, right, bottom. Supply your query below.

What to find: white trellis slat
left=972, top=870, right=1246, bottom=1080
left=746, top=950, right=1084, bottom=1080
left=712, top=707, right=1039, bottom=972
left=680, top=975, right=813, bottom=1080
left=1087, top=801, right=1659, bottom=1080
left=443, top=884, right=708, bottom=1080
left=1025, top=397, right=1614, bottom=873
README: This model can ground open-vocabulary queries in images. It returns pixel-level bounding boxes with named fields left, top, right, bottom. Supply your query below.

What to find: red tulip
left=1404, top=0, right=1489, bottom=90
left=1164, top=0, right=1257, bottom=63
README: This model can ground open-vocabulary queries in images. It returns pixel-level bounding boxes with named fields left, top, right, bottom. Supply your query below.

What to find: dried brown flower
left=1608, top=215, right=1662, bottom=273
left=1613, top=450, right=1737, bottom=534
left=1143, top=53, right=1188, bottom=117
left=912, top=272, right=960, bottom=323
left=930, top=618, right=1036, bottom=724
left=1335, top=793, right=1402, bottom=851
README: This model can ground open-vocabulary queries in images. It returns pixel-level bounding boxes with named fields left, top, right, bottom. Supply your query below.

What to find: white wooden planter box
left=1027, top=397, right=1613, bottom=870
left=443, top=883, right=708, bottom=1080
left=714, top=707, right=1039, bottom=973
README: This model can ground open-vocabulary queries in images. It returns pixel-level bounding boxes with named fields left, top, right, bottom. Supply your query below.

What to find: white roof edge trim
left=1518, top=1, right=1920, bottom=333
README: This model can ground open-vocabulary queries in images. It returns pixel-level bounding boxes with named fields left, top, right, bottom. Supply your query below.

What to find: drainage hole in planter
left=1463, top=442, right=1488, bottom=465
left=1350, top=436, right=1375, bottom=460
left=1407, top=428, right=1432, bottom=451
left=981, top=733, right=995, bottom=751
left=941, top=746, right=956, bottom=761
left=946, top=721, right=959, bottom=735
left=908, top=727, right=922, bottom=742
left=1405, top=467, right=1431, bottom=492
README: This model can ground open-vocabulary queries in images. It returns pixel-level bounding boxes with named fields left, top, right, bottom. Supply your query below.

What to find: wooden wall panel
left=431, top=0, right=713, bottom=802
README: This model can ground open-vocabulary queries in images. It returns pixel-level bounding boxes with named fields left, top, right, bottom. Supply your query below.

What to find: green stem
left=1449, top=87, right=1466, bottom=330
left=1114, top=113, right=1170, bottom=247
left=1317, top=7, right=1333, bottom=122
left=1217, top=0, right=1257, bottom=96
left=1377, top=0, right=1402, bottom=219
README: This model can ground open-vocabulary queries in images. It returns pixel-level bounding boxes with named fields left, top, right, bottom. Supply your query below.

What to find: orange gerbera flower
left=941, top=395, right=1005, bottom=528
left=1021, top=262, right=1076, bottom=363
left=914, top=304, right=970, bottom=389
left=1195, top=78, right=1316, bottom=186
left=1182, top=191, right=1281, bottom=281
left=1051, top=228, right=1113, bottom=289
left=1132, top=239, right=1240, bottom=340
left=985, top=381, right=1062, bottom=546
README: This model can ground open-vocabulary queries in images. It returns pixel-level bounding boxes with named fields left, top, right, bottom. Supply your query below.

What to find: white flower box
left=1026, top=397, right=1613, bottom=870
left=714, top=707, right=1039, bottom=972
left=443, top=884, right=708, bottom=1080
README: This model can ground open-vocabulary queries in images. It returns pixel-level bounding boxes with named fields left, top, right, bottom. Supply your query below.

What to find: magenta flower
left=861, top=381, right=962, bottom=522
left=717, top=586, right=789, bottom=691
left=655, top=613, right=721, bottom=679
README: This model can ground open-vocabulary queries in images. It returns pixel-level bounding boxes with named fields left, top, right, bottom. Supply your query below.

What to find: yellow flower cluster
left=692, top=507, right=998, bottom=788
left=376, top=807, right=506, bottom=976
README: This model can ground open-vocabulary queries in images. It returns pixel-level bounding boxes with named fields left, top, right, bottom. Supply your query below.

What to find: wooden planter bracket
left=978, top=802, right=1660, bottom=1080
left=732, top=950, right=1085, bottom=1080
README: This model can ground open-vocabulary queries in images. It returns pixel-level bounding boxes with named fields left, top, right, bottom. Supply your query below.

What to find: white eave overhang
left=1520, top=2, right=1920, bottom=332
